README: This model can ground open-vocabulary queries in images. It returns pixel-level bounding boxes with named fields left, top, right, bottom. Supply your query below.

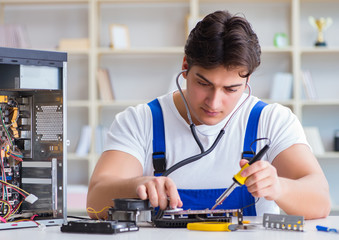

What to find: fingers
left=136, top=184, right=148, bottom=200
left=136, top=177, right=182, bottom=210
left=155, top=178, right=170, bottom=209
left=241, top=161, right=281, bottom=201
left=165, top=179, right=183, bottom=209
left=240, top=160, right=271, bottom=179
left=239, top=159, right=249, bottom=168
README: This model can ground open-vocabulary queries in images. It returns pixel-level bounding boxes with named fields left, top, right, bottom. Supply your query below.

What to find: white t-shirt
left=104, top=92, right=309, bottom=216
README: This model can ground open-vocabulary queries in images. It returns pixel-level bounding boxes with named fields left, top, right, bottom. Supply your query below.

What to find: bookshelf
left=1, top=0, right=339, bottom=215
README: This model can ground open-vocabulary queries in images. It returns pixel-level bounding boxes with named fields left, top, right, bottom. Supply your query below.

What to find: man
left=87, top=10, right=330, bottom=219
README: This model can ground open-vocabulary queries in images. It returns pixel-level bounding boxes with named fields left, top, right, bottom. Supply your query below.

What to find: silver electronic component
left=263, top=213, right=304, bottom=231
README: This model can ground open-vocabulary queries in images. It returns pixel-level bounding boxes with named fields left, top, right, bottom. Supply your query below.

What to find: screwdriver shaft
left=211, top=182, right=238, bottom=210
left=211, top=144, right=270, bottom=210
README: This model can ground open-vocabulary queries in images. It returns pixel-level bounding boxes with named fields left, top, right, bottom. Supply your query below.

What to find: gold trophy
left=308, top=16, right=333, bottom=47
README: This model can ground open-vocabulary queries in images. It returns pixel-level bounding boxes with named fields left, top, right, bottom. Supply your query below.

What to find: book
left=303, top=126, right=325, bottom=155
left=301, top=70, right=318, bottom=100
left=109, top=24, right=130, bottom=49
left=97, top=68, right=115, bottom=100
left=0, top=24, right=30, bottom=48
left=269, top=72, right=293, bottom=101
left=58, top=38, right=89, bottom=51
left=75, top=125, right=92, bottom=157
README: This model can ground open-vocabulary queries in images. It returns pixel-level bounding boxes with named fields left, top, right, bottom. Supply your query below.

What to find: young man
left=87, top=11, right=330, bottom=219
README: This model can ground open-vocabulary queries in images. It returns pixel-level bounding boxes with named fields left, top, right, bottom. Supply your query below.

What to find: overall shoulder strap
left=241, top=100, right=267, bottom=216
left=147, top=99, right=166, bottom=176
left=242, top=100, right=268, bottom=160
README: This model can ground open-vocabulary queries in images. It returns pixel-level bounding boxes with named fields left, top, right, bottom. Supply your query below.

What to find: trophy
left=308, top=16, right=333, bottom=47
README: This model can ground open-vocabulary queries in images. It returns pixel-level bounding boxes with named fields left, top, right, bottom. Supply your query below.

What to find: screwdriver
left=211, top=144, right=270, bottom=210
left=187, top=222, right=257, bottom=232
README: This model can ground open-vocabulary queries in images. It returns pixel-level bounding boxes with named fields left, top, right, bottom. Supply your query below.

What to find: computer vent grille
left=36, top=105, right=63, bottom=141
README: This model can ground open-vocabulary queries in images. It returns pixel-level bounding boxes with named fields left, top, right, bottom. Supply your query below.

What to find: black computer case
left=0, top=47, right=67, bottom=229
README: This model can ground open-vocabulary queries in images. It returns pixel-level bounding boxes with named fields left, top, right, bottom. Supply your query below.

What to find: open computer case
left=0, top=47, right=67, bottom=229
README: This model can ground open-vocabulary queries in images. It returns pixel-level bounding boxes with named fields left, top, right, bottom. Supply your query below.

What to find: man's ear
left=182, top=56, right=189, bottom=78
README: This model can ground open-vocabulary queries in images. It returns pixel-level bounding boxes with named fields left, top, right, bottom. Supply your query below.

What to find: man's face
left=184, top=65, right=248, bottom=126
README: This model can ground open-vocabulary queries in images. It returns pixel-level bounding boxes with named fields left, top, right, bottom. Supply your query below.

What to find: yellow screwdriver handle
left=234, top=144, right=270, bottom=185
left=187, top=222, right=234, bottom=232
left=233, top=163, right=250, bottom=185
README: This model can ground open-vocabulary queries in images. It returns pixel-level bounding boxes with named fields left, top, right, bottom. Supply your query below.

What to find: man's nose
left=205, top=89, right=222, bottom=110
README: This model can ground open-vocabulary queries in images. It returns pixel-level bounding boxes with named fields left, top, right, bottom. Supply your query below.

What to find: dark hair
left=184, top=10, right=261, bottom=78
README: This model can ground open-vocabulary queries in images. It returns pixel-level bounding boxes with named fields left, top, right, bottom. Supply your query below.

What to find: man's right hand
left=136, top=176, right=183, bottom=210
left=87, top=150, right=183, bottom=219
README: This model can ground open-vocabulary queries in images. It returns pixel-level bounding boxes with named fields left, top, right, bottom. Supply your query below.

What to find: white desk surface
left=1, top=216, right=338, bottom=240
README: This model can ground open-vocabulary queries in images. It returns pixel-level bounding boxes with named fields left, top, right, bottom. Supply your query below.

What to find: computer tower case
left=0, top=47, right=67, bottom=229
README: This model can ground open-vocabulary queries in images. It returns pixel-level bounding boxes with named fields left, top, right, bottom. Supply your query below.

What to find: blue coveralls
left=148, top=99, right=267, bottom=216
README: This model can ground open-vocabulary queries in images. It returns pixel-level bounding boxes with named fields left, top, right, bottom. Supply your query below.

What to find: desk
left=0, top=216, right=338, bottom=240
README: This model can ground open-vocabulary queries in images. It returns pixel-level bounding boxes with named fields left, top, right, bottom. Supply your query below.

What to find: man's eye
left=198, top=81, right=209, bottom=86
left=225, top=88, right=237, bottom=92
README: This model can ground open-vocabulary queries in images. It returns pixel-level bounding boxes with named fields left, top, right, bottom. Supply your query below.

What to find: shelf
left=316, top=152, right=339, bottom=159
left=98, top=99, right=149, bottom=107
left=300, top=100, right=339, bottom=106
left=67, top=153, right=90, bottom=161
left=261, top=99, right=295, bottom=106
left=98, top=0, right=189, bottom=3
left=201, top=0, right=291, bottom=2
left=98, top=47, right=184, bottom=55
left=261, top=46, right=293, bottom=53
left=301, top=0, right=339, bottom=2
left=1, top=0, right=88, bottom=4
left=61, top=49, right=90, bottom=55
left=331, top=205, right=339, bottom=211
left=68, top=100, right=90, bottom=107
left=301, top=47, right=339, bottom=54
left=7, top=48, right=89, bottom=55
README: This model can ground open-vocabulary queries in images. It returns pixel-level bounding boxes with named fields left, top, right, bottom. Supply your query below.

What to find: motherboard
left=0, top=94, right=27, bottom=221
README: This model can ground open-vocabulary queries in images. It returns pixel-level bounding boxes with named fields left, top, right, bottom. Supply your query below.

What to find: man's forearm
left=275, top=174, right=331, bottom=219
left=87, top=177, right=141, bottom=219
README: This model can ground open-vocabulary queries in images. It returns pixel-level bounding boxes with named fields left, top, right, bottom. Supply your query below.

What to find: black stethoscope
left=161, top=69, right=252, bottom=177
